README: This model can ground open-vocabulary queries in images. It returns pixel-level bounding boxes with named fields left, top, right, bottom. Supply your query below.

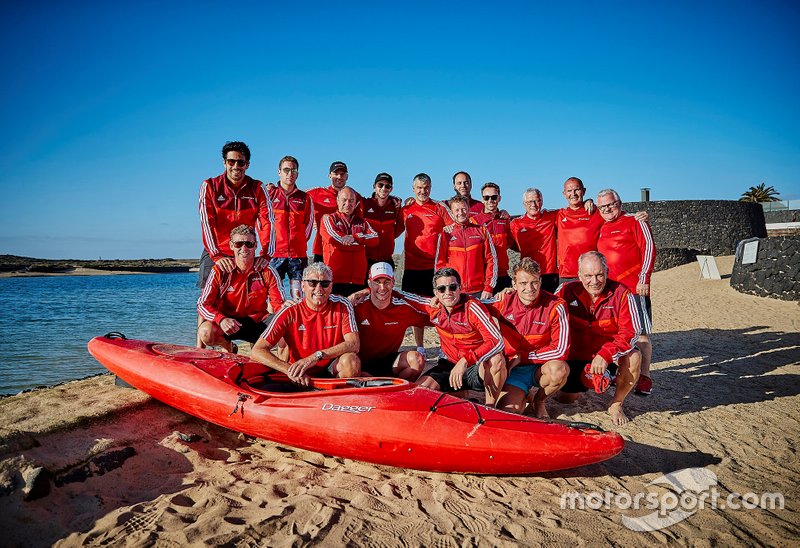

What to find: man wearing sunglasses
left=556, top=251, right=642, bottom=425
left=321, top=186, right=379, bottom=296
left=470, top=182, right=513, bottom=291
left=268, top=155, right=314, bottom=301
left=435, top=195, right=497, bottom=299
left=197, top=225, right=286, bottom=353
left=308, top=161, right=363, bottom=263
left=401, top=268, right=507, bottom=406
left=486, top=258, right=569, bottom=418
left=363, top=173, right=404, bottom=271
left=252, top=262, right=361, bottom=386
left=596, top=188, right=656, bottom=396
left=197, top=141, right=274, bottom=346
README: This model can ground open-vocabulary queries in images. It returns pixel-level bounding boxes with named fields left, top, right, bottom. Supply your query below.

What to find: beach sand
left=1, top=257, right=798, bottom=546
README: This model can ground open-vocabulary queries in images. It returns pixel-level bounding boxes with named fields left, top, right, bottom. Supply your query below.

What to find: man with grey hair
left=251, top=262, right=361, bottom=385
left=556, top=251, right=642, bottom=425
left=596, top=188, right=656, bottom=396
left=510, top=188, right=561, bottom=293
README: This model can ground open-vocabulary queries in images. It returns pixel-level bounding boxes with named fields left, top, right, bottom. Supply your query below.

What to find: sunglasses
left=376, top=183, right=393, bottom=189
left=281, top=167, right=298, bottom=174
left=304, top=279, right=332, bottom=288
left=482, top=195, right=499, bottom=201
left=232, top=240, right=256, bottom=249
left=435, top=283, right=459, bottom=294
left=225, top=158, right=248, bottom=167
left=598, top=202, right=620, bottom=212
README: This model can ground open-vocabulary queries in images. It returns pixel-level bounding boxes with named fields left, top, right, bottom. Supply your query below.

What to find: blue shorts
left=505, top=364, right=541, bottom=393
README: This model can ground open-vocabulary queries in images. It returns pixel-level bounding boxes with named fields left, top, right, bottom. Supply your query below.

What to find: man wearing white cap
left=353, top=262, right=430, bottom=380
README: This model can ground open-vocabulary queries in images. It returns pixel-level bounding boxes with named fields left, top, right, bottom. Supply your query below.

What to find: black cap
left=374, top=172, right=393, bottom=185
left=329, top=161, right=348, bottom=173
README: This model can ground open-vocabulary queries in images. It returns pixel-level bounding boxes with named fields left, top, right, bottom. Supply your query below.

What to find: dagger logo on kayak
left=322, top=403, right=375, bottom=414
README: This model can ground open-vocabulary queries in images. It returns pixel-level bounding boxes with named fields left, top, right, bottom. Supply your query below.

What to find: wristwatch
left=313, top=350, right=324, bottom=361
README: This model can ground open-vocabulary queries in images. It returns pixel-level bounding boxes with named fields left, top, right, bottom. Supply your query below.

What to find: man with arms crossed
left=197, top=141, right=274, bottom=346
left=402, top=268, right=507, bottom=406
left=488, top=258, right=569, bottom=418
left=557, top=251, right=642, bottom=425
left=308, top=161, right=362, bottom=263
left=251, top=262, right=361, bottom=386
left=268, top=155, right=314, bottom=301
left=353, top=263, right=430, bottom=380
left=198, top=225, right=286, bottom=353
left=596, top=188, right=656, bottom=396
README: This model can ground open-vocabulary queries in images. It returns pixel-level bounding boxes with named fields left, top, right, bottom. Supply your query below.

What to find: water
left=0, top=273, right=200, bottom=395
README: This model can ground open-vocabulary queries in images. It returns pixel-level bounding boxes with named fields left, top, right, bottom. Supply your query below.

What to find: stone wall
left=764, top=209, right=800, bottom=223
left=730, top=236, right=800, bottom=301
left=621, top=200, right=767, bottom=271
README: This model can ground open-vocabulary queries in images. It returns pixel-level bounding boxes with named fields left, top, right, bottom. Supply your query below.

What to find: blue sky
left=1, top=0, right=797, bottom=259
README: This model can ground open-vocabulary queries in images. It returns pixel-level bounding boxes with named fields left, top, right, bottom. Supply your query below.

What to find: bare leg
left=609, top=351, right=641, bottom=425
left=531, top=360, right=568, bottom=419
left=498, top=385, right=527, bottom=414
left=331, top=353, right=362, bottom=378
left=480, top=354, right=507, bottom=407
left=196, top=313, right=206, bottom=348
left=413, top=326, right=424, bottom=348
left=638, top=334, right=652, bottom=377
left=394, top=351, right=425, bottom=381
left=197, top=321, right=233, bottom=352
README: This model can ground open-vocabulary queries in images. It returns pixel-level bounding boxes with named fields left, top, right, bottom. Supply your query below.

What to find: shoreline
left=0, top=267, right=198, bottom=278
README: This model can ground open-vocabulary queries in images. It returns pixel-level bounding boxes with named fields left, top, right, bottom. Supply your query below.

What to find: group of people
left=195, top=141, right=656, bottom=425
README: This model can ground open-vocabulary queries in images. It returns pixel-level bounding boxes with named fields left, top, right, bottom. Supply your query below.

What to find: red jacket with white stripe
left=597, top=212, right=656, bottom=291
left=435, top=222, right=497, bottom=294
left=486, top=290, right=570, bottom=365
left=268, top=184, right=314, bottom=259
left=308, top=185, right=363, bottom=257
left=321, top=212, right=379, bottom=284
left=557, top=279, right=640, bottom=364
left=199, top=174, right=274, bottom=261
left=197, top=264, right=285, bottom=324
left=362, top=194, right=404, bottom=263
left=402, top=292, right=504, bottom=366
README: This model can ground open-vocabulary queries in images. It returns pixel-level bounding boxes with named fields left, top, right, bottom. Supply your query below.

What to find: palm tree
left=740, top=183, right=780, bottom=203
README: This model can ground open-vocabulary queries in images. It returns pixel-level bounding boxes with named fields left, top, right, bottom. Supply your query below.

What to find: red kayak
left=88, top=335, right=624, bottom=474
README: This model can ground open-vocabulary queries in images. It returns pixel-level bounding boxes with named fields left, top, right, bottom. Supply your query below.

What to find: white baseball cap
left=369, top=262, right=395, bottom=281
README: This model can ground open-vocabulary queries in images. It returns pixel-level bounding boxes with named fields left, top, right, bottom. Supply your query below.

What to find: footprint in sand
left=442, top=498, right=492, bottom=535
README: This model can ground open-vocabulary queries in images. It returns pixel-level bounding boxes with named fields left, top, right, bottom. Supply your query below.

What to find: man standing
left=556, top=177, right=603, bottom=284
left=268, top=155, right=314, bottom=300
left=451, top=171, right=484, bottom=213
left=353, top=263, right=430, bottom=380
left=402, top=268, right=507, bottom=406
left=363, top=173, right=404, bottom=270
left=251, top=262, right=361, bottom=386
left=197, top=141, right=274, bottom=346
left=510, top=188, right=560, bottom=294
left=488, top=258, right=569, bottom=418
left=197, top=225, right=286, bottom=352
left=435, top=195, right=497, bottom=298
left=471, top=182, right=513, bottom=291
left=401, top=173, right=451, bottom=350
left=596, top=188, right=656, bottom=396
left=557, top=251, right=642, bottom=425
left=321, top=187, right=379, bottom=296
left=308, top=161, right=362, bottom=263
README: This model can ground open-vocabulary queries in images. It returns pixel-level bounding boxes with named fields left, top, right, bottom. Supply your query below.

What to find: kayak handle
left=103, top=332, right=127, bottom=340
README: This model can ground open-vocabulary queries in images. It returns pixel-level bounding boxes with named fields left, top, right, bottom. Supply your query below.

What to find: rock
left=22, top=466, right=50, bottom=501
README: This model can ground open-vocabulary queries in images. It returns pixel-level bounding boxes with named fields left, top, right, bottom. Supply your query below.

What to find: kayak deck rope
left=229, top=393, right=251, bottom=417
left=428, top=394, right=485, bottom=424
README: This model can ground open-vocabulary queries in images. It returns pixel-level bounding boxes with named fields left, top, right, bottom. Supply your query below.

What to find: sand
left=1, top=257, right=798, bottom=546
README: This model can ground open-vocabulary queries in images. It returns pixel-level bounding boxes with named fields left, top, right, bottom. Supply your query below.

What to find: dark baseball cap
left=374, top=172, right=393, bottom=185
left=329, top=161, right=348, bottom=173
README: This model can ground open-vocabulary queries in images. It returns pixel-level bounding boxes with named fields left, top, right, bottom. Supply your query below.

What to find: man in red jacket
left=487, top=258, right=569, bottom=418
left=197, top=225, right=285, bottom=352
left=471, top=182, right=513, bottom=291
left=435, top=195, right=497, bottom=298
left=363, top=173, right=404, bottom=271
left=451, top=171, right=484, bottom=213
left=268, top=155, right=314, bottom=300
left=557, top=251, right=642, bottom=425
left=556, top=177, right=603, bottom=284
left=597, top=188, right=656, bottom=396
left=308, top=161, right=362, bottom=263
left=197, top=141, right=273, bottom=346
left=510, top=188, right=560, bottom=293
left=402, top=267, right=506, bottom=406
left=321, top=187, right=379, bottom=296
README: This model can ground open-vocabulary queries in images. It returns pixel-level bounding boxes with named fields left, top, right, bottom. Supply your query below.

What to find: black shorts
left=362, top=351, right=400, bottom=377
left=402, top=268, right=435, bottom=297
left=270, top=257, right=308, bottom=281
left=494, top=275, right=512, bottom=292
left=196, top=250, right=215, bottom=289
left=632, top=294, right=653, bottom=334
left=541, top=273, right=559, bottom=294
left=562, top=359, right=619, bottom=393
left=224, top=316, right=272, bottom=344
left=423, top=358, right=485, bottom=392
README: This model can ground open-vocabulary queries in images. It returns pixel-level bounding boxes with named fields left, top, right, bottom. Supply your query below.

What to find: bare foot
left=608, top=402, right=630, bottom=425
left=533, top=401, right=551, bottom=419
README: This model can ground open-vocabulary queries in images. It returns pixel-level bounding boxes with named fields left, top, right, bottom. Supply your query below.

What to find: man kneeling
left=251, top=262, right=361, bottom=386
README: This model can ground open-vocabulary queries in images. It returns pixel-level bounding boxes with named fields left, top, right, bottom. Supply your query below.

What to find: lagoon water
left=0, top=273, right=200, bottom=395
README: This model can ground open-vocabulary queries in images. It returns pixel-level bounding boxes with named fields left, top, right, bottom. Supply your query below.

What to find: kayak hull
left=88, top=336, right=624, bottom=474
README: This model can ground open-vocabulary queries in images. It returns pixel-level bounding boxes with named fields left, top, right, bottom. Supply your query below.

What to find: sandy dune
left=1, top=257, right=798, bottom=546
